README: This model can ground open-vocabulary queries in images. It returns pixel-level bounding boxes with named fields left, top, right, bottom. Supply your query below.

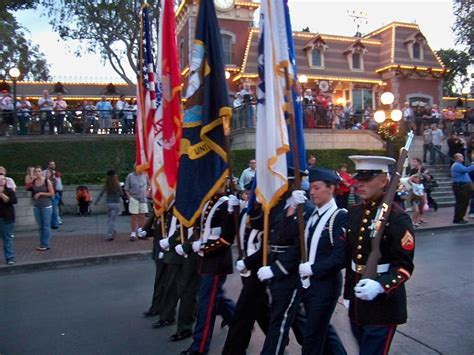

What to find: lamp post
left=374, top=91, right=402, bottom=158
left=461, top=86, right=470, bottom=110
left=8, top=67, right=20, bottom=135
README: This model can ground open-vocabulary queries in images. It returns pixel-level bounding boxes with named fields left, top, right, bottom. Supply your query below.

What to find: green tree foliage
left=0, top=0, right=50, bottom=81
left=43, top=0, right=160, bottom=85
left=452, top=0, right=474, bottom=56
left=436, top=49, right=472, bottom=96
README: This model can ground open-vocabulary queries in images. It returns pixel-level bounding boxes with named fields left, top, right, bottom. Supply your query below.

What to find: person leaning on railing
left=16, top=96, right=32, bottom=135
left=38, top=90, right=54, bottom=134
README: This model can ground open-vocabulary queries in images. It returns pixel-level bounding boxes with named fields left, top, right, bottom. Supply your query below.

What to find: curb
left=0, top=251, right=152, bottom=276
left=415, top=223, right=474, bottom=234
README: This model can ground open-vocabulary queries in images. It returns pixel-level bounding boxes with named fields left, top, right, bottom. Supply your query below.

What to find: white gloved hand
left=159, top=238, right=170, bottom=251
left=257, top=266, right=274, bottom=281
left=298, top=262, right=313, bottom=277
left=236, top=259, right=247, bottom=272
left=354, top=279, right=384, bottom=301
left=343, top=299, right=350, bottom=309
left=192, top=241, right=201, bottom=253
left=289, top=190, right=307, bottom=208
left=174, top=244, right=185, bottom=256
left=227, top=194, right=240, bottom=213
left=158, top=252, right=164, bottom=259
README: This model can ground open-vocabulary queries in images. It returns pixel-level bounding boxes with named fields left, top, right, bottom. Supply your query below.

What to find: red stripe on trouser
left=199, top=275, right=220, bottom=353
left=383, top=326, right=396, bottom=355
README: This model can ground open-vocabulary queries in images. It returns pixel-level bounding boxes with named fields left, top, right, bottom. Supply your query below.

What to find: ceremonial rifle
left=363, top=131, right=414, bottom=279
left=222, top=115, right=246, bottom=260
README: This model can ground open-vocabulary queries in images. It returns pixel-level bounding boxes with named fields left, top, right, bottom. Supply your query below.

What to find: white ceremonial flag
left=255, top=0, right=290, bottom=211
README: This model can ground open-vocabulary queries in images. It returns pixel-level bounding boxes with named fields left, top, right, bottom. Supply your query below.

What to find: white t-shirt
left=411, top=182, right=424, bottom=196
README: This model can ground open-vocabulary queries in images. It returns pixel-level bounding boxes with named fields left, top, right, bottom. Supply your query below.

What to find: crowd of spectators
left=0, top=90, right=137, bottom=136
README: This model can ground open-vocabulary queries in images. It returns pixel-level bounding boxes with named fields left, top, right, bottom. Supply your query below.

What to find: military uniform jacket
left=199, top=194, right=236, bottom=275
left=164, top=216, right=185, bottom=265
left=344, top=201, right=415, bottom=325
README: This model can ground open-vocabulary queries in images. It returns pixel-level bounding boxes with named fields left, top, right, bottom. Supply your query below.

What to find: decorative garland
left=378, top=120, right=399, bottom=141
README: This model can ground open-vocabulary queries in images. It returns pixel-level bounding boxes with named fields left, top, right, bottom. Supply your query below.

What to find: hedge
left=0, top=140, right=383, bottom=184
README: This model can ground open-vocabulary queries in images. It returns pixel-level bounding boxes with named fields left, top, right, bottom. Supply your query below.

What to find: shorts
left=128, top=197, right=148, bottom=214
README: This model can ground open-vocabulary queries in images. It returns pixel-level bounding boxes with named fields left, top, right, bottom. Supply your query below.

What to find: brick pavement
left=0, top=207, right=472, bottom=272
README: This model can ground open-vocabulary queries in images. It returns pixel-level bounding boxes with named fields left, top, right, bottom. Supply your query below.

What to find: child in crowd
left=408, top=174, right=425, bottom=227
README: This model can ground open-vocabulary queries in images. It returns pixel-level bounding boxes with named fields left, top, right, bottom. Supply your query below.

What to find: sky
left=14, top=0, right=458, bottom=83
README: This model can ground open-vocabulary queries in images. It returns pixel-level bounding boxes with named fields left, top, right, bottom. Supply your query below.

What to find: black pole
left=12, top=78, right=17, bottom=135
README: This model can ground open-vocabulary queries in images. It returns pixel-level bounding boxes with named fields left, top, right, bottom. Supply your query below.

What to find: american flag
left=136, top=4, right=161, bottom=176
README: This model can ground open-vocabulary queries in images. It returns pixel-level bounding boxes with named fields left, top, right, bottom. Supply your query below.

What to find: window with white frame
left=312, top=48, right=323, bottom=67
left=352, top=53, right=362, bottom=70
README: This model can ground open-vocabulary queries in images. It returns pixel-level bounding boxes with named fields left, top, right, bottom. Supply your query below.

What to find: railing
left=1, top=104, right=470, bottom=136
left=0, top=109, right=136, bottom=135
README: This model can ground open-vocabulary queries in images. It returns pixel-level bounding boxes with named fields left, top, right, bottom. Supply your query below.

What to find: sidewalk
left=1, top=207, right=472, bottom=274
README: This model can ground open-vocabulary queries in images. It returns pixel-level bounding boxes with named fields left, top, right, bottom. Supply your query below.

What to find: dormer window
left=303, top=35, right=328, bottom=68
left=413, top=42, right=421, bottom=59
left=312, top=49, right=322, bottom=67
left=404, top=31, right=426, bottom=61
left=352, top=53, right=361, bottom=70
left=344, top=40, right=367, bottom=71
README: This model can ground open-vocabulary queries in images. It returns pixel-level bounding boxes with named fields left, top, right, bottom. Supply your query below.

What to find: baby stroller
left=76, top=185, right=92, bottom=216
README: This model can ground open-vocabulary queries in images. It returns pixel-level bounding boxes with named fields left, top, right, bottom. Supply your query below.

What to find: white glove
left=192, top=241, right=201, bottom=253
left=174, top=244, right=185, bottom=256
left=354, top=279, right=384, bottom=301
left=299, top=262, right=313, bottom=277
left=257, top=266, right=274, bottom=281
left=343, top=299, right=350, bottom=309
left=158, top=252, right=164, bottom=259
left=289, top=190, right=307, bottom=208
left=227, top=194, right=240, bottom=213
left=159, top=238, right=170, bottom=251
left=236, top=260, right=247, bottom=272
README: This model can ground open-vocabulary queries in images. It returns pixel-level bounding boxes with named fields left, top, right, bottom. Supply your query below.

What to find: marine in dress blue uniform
left=344, top=156, right=415, bottom=355
left=295, top=167, right=347, bottom=355
left=181, top=190, right=237, bottom=355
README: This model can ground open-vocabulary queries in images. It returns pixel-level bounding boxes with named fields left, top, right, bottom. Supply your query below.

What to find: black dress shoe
left=152, top=319, right=175, bottom=328
left=453, top=220, right=469, bottom=224
left=142, top=310, right=159, bottom=318
left=170, top=330, right=193, bottom=342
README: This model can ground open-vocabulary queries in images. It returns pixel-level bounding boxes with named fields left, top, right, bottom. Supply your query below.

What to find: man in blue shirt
left=451, top=153, right=474, bottom=224
left=95, top=96, right=113, bottom=134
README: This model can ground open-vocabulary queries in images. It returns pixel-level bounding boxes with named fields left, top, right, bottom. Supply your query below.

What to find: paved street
left=0, top=229, right=472, bottom=355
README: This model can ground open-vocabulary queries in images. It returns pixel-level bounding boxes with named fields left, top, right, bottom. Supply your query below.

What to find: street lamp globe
left=461, top=87, right=470, bottom=95
left=299, top=74, right=308, bottom=84
left=380, top=91, right=395, bottom=105
left=8, top=67, right=20, bottom=79
left=224, top=70, right=231, bottom=80
left=374, top=110, right=386, bottom=123
left=390, top=109, right=402, bottom=122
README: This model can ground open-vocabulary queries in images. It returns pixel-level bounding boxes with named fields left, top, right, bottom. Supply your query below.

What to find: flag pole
left=222, top=114, right=246, bottom=260
left=283, top=66, right=306, bottom=263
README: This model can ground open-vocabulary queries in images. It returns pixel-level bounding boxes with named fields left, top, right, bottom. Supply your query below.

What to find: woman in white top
left=408, top=174, right=425, bottom=227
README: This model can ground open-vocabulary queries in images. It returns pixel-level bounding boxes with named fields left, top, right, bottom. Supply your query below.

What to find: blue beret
left=308, top=167, right=341, bottom=183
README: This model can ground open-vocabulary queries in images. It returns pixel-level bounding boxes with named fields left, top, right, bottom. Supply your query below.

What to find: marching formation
left=133, top=1, right=416, bottom=354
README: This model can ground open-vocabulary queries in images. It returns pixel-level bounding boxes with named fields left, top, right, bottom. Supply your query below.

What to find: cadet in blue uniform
left=181, top=187, right=239, bottom=355
left=345, top=156, right=415, bottom=355
left=222, top=201, right=270, bottom=355
left=256, top=170, right=309, bottom=355
left=295, top=167, right=347, bottom=355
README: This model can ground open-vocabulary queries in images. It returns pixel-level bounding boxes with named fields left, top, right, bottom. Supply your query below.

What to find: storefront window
left=352, top=89, right=373, bottom=112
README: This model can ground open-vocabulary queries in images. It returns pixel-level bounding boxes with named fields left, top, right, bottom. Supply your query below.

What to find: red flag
left=152, top=0, right=182, bottom=215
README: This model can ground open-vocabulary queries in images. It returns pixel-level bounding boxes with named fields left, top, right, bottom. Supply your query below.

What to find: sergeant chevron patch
left=401, top=230, right=415, bottom=251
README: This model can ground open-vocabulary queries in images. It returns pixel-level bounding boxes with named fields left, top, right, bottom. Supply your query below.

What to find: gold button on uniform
left=385, top=284, right=390, bottom=288
left=392, top=280, right=397, bottom=283
left=358, top=236, right=363, bottom=241
left=360, top=227, right=365, bottom=232
left=362, top=219, right=368, bottom=223
left=357, top=245, right=362, bottom=250
left=365, top=210, right=371, bottom=215
left=357, top=254, right=362, bottom=259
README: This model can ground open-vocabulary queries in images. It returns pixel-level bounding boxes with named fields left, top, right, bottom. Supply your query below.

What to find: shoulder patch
left=401, top=230, right=415, bottom=251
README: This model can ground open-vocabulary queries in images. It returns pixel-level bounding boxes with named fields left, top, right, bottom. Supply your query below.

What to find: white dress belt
left=351, top=261, right=389, bottom=274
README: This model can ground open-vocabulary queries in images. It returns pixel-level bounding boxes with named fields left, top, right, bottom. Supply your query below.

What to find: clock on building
left=214, top=0, right=235, bottom=12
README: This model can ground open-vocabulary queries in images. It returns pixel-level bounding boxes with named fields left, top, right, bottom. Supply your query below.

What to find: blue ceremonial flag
left=174, top=0, right=231, bottom=227
left=284, top=0, right=306, bottom=171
